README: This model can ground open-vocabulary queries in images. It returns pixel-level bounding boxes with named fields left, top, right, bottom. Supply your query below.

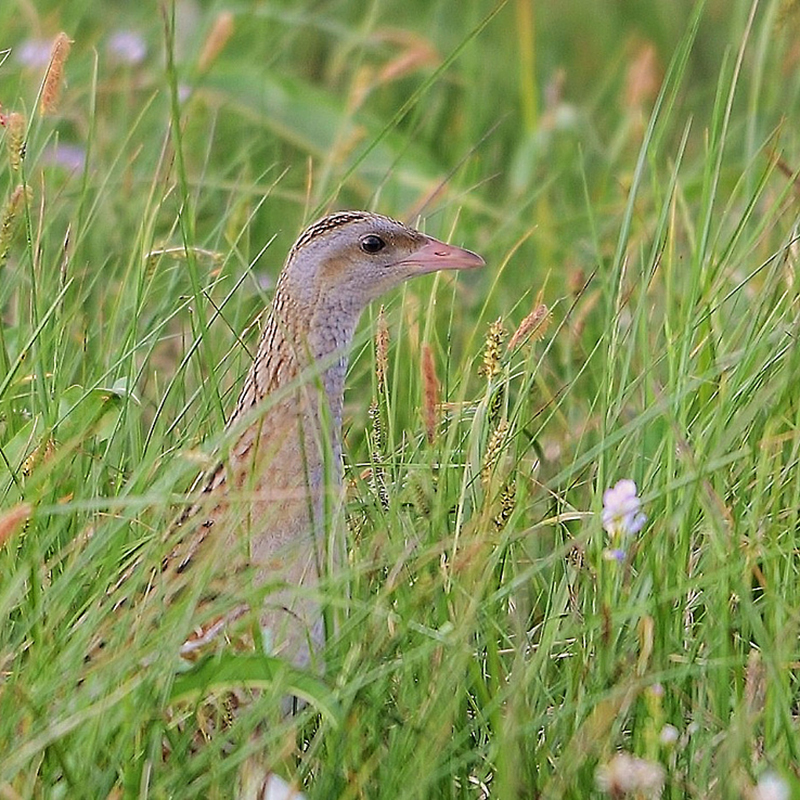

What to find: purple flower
left=603, top=548, right=627, bottom=563
left=15, top=38, right=53, bottom=69
left=107, top=30, right=147, bottom=65
left=41, top=143, right=86, bottom=174
left=602, top=479, right=646, bottom=537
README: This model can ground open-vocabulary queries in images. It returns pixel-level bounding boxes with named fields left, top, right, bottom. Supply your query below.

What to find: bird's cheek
left=361, top=276, right=398, bottom=304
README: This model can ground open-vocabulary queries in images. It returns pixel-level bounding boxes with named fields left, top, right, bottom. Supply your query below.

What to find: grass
left=1, top=0, right=800, bottom=796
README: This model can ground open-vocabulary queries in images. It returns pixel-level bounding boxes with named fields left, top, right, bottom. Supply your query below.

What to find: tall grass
left=1, top=0, right=800, bottom=796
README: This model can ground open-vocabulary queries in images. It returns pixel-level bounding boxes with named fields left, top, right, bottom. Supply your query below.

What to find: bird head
left=281, top=211, right=484, bottom=310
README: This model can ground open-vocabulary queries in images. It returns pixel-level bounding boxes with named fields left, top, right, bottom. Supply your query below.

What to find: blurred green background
left=5, top=0, right=794, bottom=293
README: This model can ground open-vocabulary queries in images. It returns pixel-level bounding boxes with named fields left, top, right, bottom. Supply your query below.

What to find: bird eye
left=360, top=234, right=386, bottom=254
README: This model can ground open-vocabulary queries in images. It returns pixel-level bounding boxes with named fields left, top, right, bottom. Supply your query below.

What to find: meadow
left=1, top=0, right=799, bottom=796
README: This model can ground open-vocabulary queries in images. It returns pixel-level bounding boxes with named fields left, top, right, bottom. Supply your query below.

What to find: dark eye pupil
left=361, top=235, right=386, bottom=253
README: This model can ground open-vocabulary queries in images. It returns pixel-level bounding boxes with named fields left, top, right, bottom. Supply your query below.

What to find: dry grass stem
left=624, top=41, right=662, bottom=112
left=198, top=11, right=235, bottom=72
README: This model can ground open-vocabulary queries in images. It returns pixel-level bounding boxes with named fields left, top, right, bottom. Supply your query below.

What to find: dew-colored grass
left=1, top=1, right=799, bottom=797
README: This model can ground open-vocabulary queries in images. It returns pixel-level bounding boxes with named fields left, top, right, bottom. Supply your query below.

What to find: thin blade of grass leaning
left=0, top=278, right=74, bottom=402
left=169, top=653, right=343, bottom=727
left=600, top=0, right=705, bottom=495
left=160, top=3, right=222, bottom=424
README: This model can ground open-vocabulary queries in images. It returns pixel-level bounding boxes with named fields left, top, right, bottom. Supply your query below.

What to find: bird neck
left=232, top=284, right=363, bottom=432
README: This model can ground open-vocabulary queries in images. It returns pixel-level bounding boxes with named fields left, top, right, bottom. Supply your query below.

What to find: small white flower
left=659, top=724, right=679, bottom=746
left=750, top=772, right=789, bottom=800
left=602, top=479, right=646, bottom=537
left=261, top=773, right=306, bottom=800
left=596, top=752, right=665, bottom=797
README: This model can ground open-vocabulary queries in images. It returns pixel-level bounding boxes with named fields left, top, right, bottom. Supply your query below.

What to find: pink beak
left=402, top=236, right=485, bottom=274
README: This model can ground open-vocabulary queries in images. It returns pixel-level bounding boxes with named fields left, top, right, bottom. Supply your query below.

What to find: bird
left=110, top=211, right=485, bottom=670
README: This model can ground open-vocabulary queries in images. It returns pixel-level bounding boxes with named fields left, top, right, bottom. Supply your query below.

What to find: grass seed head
left=368, top=400, right=389, bottom=510
left=479, top=317, right=506, bottom=379
left=0, top=504, right=32, bottom=549
left=0, top=184, right=32, bottom=266
left=21, top=437, right=56, bottom=478
left=6, top=112, right=26, bottom=170
left=421, top=344, right=439, bottom=444
left=41, top=32, right=73, bottom=115
left=408, top=479, right=431, bottom=517
left=508, top=302, right=552, bottom=350
left=375, top=304, right=390, bottom=397
left=368, top=399, right=386, bottom=455
left=624, top=41, right=661, bottom=113
left=481, top=420, right=509, bottom=487
left=493, top=480, right=516, bottom=531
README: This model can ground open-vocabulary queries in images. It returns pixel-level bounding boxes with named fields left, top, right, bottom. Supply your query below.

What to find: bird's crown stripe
left=291, top=211, right=373, bottom=254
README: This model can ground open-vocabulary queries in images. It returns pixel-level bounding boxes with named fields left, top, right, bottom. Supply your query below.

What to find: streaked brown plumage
left=124, top=211, right=484, bottom=667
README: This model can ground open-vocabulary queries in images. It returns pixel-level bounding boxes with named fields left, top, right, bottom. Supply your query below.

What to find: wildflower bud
left=421, top=344, right=439, bottom=444
left=40, top=32, right=73, bottom=115
left=6, top=112, right=26, bottom=170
